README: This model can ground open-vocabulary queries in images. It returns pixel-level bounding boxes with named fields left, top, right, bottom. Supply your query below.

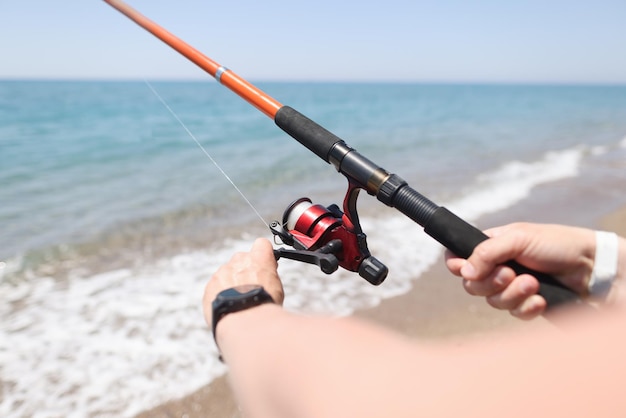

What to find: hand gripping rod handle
left=394, top=187, right=582, bottom=308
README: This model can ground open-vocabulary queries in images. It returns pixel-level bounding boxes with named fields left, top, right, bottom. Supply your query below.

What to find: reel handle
left=273, top=240, right=342, bottom=274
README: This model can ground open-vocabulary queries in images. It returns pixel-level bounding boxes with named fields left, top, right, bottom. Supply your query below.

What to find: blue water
left=1, top=80, right=626, bottom=417
left=3, top=81, right=626, bottom=277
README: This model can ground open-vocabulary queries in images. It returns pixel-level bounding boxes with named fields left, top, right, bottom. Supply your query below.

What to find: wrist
left=606, top=236, right=626, bottom=306
left=216, top=303, right=283, bottom=360
left=211, top=285, right=276, bottom=359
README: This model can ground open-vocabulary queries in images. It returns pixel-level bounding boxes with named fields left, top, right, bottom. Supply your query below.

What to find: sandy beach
left=135, top=196, right=626, bottom=418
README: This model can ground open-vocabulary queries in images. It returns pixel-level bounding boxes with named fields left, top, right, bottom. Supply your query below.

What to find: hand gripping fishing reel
left=270, top=182, right=388, bottom=286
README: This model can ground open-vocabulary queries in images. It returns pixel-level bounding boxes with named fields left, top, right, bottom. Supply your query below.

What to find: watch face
left=232, top=284, right=263, bottom=295
left=215, top=284, right=263, bottom=300
left=220, top=284, right=263, bottom=298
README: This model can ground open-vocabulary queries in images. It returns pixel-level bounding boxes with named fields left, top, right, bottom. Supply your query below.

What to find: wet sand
left=136, top=200, right=626, bottom=418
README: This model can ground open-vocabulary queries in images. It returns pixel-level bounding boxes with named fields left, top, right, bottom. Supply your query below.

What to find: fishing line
left=104, top=0, right=583, bottom=311
left=143, top=80, right=269, bottom=227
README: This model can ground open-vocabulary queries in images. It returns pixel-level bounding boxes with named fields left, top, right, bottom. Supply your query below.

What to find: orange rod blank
left=103, top=0, right=283, bottom=119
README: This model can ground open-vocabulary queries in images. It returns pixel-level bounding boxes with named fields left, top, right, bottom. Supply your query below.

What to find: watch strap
left=211, top=285, right=275, bottom=359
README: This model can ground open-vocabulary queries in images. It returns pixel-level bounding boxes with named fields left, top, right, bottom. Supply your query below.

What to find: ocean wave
left=448, top=147, right=583, bottom=220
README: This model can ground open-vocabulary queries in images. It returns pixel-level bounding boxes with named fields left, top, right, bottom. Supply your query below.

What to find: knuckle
left=463, top=280, right=477, bottom=295
left=486, top=294, right=509, bottom=310
left=472, top=243, right=491, bottom=261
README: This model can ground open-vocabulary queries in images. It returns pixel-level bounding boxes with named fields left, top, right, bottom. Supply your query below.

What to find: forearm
left=216, top=301, right=626, bottom=418
left=216, top=304, right=304, bottom=417
left=216, top=304, right=427, bottom=418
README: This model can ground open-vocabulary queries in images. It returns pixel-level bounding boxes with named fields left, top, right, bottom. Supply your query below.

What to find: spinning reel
left=270, top=182, right=388, bottom=286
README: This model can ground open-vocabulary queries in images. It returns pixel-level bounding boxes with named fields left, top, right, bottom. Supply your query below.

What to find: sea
left=1, top=80, right=626, bottom=417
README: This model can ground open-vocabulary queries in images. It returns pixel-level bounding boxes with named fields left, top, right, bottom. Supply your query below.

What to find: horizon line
left=1, top=76, right=625, bottom=87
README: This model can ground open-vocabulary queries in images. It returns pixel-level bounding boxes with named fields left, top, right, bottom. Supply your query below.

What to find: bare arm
left=215, top=302, right=626, bottom=418
left=204, top=239, right=429, bottom=417
left=204, top=237, right=626, bottom=418
left=215, top=303, right=431, bottom=418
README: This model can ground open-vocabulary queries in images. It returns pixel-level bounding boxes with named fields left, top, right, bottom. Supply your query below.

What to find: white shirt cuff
left=588, top=230, right=619, bottom=298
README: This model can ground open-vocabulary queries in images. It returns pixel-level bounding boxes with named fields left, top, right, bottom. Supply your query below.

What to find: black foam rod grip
left=424, top=207, right=582, bottom=309
left=274, top=106, right=341, bottom=163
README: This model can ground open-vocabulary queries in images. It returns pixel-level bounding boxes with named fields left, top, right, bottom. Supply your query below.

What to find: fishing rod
left=103, top=0, right=585, bottom=311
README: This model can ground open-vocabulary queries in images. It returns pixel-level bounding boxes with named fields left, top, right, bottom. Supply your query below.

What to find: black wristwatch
left=211, top=284, right=275, bottom=349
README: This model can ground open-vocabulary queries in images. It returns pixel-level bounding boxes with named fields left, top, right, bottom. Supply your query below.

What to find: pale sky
left=1, top=0, right=625, bottom=83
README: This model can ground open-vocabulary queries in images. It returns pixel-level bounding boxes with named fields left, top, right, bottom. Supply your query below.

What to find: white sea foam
left=590, top=145, right=607, bottom=156
left=0, top=146, right=586, bottom=417
left=448, top=148, right=583, bottom=220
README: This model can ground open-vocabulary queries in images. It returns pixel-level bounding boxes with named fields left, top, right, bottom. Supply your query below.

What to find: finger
left=445, top=250, right=465, bottom=276
left=510, top=294, right=547, bottom=320
left=251, top=238, right=278, bottom=268
left=464, top=228, right=531, bottom=280
left=480, top=224, right=511, bottom=239
left=250, top=238, right=284, bottom=304
left=462, top=266, right=516, bottom=297
left=485, top=274, right=540, bottom=311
